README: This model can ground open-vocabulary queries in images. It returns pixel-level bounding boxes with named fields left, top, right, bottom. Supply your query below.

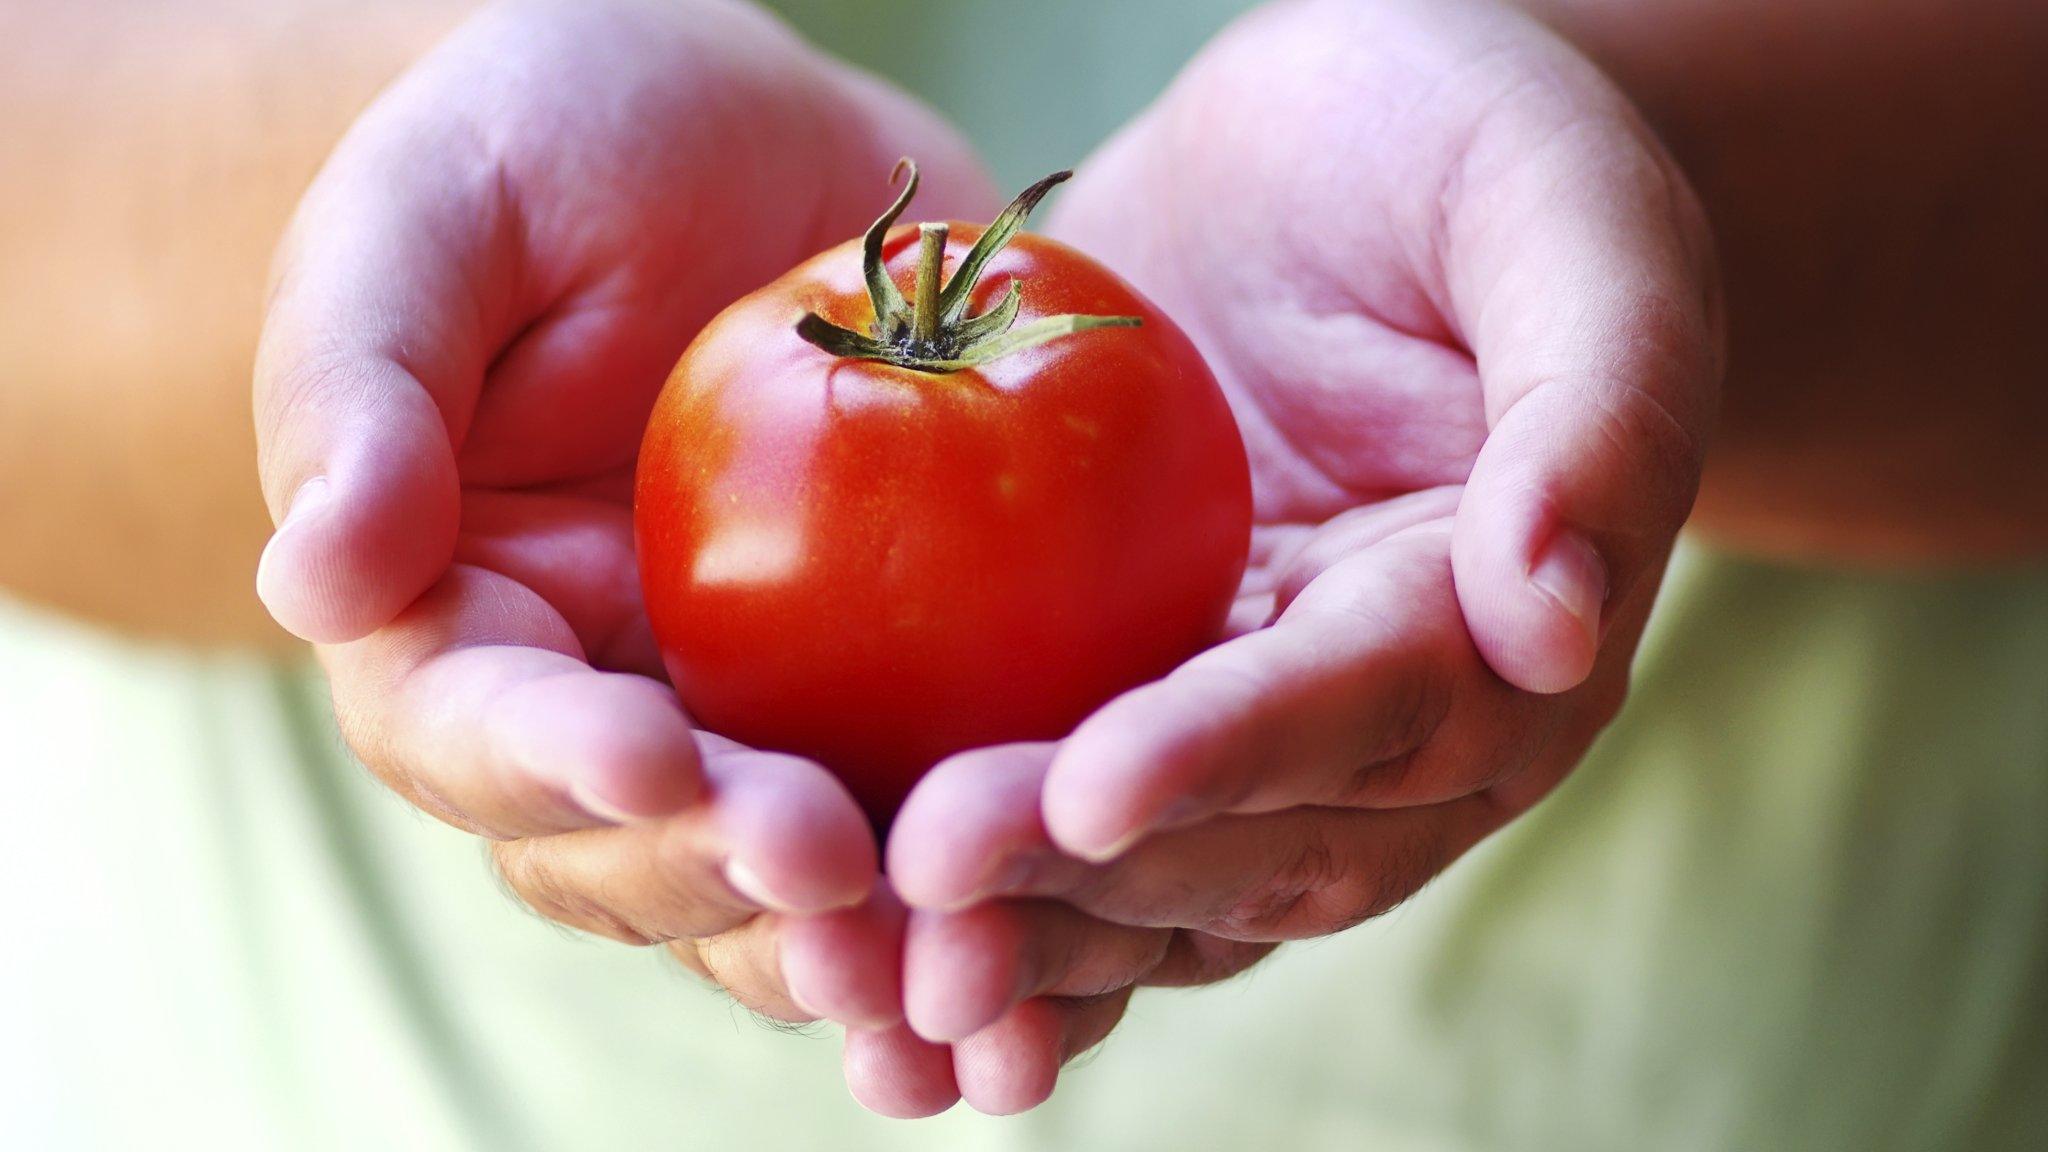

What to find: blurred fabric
left=7, top=546, right=2046, bottom=1149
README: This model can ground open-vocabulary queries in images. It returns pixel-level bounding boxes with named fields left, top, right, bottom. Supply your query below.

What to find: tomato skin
left=635, top=225, right=1251, bottom=820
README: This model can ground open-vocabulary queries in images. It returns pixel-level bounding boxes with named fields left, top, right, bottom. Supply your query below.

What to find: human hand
left=252, top=0, right=997, bottom=1066
left=878, top=0, right=1722, bottom=1113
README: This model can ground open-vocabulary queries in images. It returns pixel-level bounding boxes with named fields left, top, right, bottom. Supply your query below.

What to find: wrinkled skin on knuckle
left=1485, top=370, right=1703, bottom=612
left=627, top=818, right=747, bottom=940
left=695, top=928, right=811, bottom=1025
left=492, top=838, right=655, bottom=946
left=1332, top=747, right=1426, bottom=809
left=1042, top=921, right=1117, bottom=999
left=1057, top=920, right=1174, bottom=1001
left=1209, top=823, right=1347, bottom=940
left=1554, top=342, right=1711, bottom=524
left=1215, top=815, right=1448, bottom=942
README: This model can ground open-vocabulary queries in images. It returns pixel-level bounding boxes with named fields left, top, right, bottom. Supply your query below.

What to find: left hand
left=245, top=0, right=1003, bottom=1113
left=864, top=0, right=1723, bottom=1115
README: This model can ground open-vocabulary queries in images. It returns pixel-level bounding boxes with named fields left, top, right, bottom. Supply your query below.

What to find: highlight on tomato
left=635, top=160, right=1253, bottom=819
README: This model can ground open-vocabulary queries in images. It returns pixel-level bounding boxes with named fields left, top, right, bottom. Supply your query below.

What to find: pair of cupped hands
left=254, top=0, right=1719, bottom=1118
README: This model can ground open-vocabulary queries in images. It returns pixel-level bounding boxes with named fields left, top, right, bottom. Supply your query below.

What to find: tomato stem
left=912, top=223, right=947, bottom=348
left=795, top=159, right=1142, bottom=374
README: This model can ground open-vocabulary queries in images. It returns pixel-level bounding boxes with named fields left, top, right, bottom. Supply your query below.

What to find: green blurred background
left=765, top=0, right=1249, bottom=188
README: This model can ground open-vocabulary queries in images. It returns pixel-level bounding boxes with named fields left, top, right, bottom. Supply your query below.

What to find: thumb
left=253, top=352, right=462, bottom=646
left=252, top=111, right=511, bottom=644
left=1448, top=98, right=1721, bottom=694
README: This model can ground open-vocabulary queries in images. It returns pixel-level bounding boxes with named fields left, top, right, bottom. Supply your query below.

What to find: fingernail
left=947, top=854, right=1039, bottom=911
left=1529, top=530, right=1607, bottom=637
left=278, top=476, right=331, bottom=531
left=255, top=477, right=330, bottom=603
left=784, top=969, right=825, bottom=1020
left=1065, top=800, right=1195, bottom=868
left=1073, top=828, right=1144, bottom=866
left=568, top=778, right=637, bottom=825
left=725, top=859, right=795, bottom=913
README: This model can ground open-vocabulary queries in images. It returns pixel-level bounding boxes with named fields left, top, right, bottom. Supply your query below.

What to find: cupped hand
left=251, top=0, right=999, bottom=1110
left=881, top=0, right=1723, bottom=1113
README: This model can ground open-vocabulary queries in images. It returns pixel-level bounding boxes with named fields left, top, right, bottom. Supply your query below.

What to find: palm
left=1046, top=13, right=1492, bottom=545
left=1045, top=0, right=1714, bottom=692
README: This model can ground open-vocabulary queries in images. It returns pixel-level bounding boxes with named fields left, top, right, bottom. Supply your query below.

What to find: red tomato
left=635, top=164, right=1251, bottom=820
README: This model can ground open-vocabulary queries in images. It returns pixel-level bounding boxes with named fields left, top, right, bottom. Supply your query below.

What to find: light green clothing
left=6, top=545, right=2046, bottom=1150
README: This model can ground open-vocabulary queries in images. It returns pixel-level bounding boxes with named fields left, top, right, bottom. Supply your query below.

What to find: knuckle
left=1325, top=662, right=1455, bottom=804
left=637, top=821, right=746, bottom=939
left=256, top=349, right=390, bottom=476
left=696, top=931, right=805, bottom=1023
left=1560, top=370, right=1707, bottom=533
left=1334, top=748, right=1424, bottom=807
left=494, top=839, right=654, bottom=947
left=1043, top=916, right=1153, bottom=1000
left=652, top=823, right=722, bottom=907
left=1210, top=823, right=1346, bottom=940
left=1327, top=829, right=1436, bottom=930
left=1211, top=817, right=1445, bottom=942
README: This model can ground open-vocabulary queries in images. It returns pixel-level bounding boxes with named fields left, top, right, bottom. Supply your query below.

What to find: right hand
left=252, top=0, right=996, bottom=1115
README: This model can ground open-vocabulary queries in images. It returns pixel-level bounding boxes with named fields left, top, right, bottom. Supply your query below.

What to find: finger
left=1448, top=73, right=1721, bottom=693
left=779, top=886, right=910, bottom=1030
left=1040, top=524, right=1529, bottom=862
left=902, top=900, right=1170, bottom=1042
left=1002, top=801, right=1502, bottom=943
left=895, top=733, right=1503, bottom=941
left=1228, top=490, right=1461, bottom=640
left=665, top=939, right=714, bottom=981
left=254, top=98, right=524, bottom=643
left=951, top=991, right=1132, bottom=1116
left=322, top=565, right=701, bottom=836
left=690, top=914, right=811, bottom=1024
left=454, top=487, right=663, bottom=677
left=1144, top=929, right=1278, bottom=989
left=493, top=740, right=877, bottom=941
left=887, top=743, right=1056, bottom=911
left=842, top=1024, right=960, bottom=1119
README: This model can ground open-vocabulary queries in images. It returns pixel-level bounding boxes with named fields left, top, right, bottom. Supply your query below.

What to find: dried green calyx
left=795, top=159, right=1140, bottom=374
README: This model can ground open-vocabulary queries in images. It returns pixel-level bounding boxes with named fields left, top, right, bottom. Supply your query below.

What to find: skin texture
left=637, top=224, right=1251, bottom=819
